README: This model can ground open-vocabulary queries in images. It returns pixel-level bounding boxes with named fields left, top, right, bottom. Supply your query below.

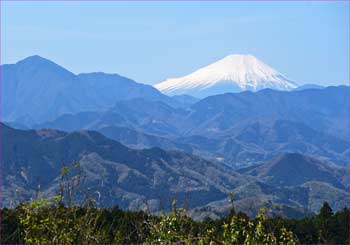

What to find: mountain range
left=2, top=55, right=349, bottom=218
left=35, top=86, right=350, bottom=167
left=1, top=55, right=177, bottom=125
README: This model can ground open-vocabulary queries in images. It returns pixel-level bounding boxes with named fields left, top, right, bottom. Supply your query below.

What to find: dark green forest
left=1, top=201, right=349, bottom=244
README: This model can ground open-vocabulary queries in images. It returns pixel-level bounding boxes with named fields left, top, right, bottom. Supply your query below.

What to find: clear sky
left=2, top=1, right=349, bottom=86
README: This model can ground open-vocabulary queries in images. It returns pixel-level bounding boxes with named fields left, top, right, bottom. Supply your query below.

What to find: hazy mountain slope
left=94, top=122, right=346, bottom=167
left=98, top=125, right=192, bottom=152
left=2, top=56, right=87, bottom=125
left=239, top=153, right=347, bottom=189
left=187, top=86, right=349, bottom=139
left=38, top=98, right=187, bottom=137
left=155, top=54, right=297, bottom=97
left=301, top=181, right=350, bottom=212
left=40, top=114, right=349, bottom=167
left=173, top=119, right=350, bottom=167
left=2, top=56, right=176, bottom=124
left=77, top=72, right=177, bottom=106
left=171, top=95, right=200, bottom=107
left=220, top=119, right=349, bottom=166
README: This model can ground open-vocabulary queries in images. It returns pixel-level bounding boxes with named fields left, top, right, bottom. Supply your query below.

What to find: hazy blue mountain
left=2, top=55, right=84, bottom=125
left=38, top=98, right=188, bottom=136
left=2, top=55, right=177, bottom=125
left=171, top=94, right=200, bottom=106
left=294, top=84, right=325, bottom=91
left=77, top=72, right=177, bottom=106
left=186, top=86, right=349, bottom=140
left=98, top=125, right=192, bottom=152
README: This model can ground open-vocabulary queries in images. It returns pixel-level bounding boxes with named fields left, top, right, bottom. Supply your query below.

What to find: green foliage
left=146, top=200, right=200, bottom=244
left=2, top=200, right=349, bottom=244
left=222, top=210, right=250, bottom=243
left=221, top=207, right=298, bottom=245
left=15, top=162, right=107, bottom=244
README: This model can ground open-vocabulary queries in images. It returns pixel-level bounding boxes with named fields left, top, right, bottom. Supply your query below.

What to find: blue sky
left=2, top=1, right=349, bottom=85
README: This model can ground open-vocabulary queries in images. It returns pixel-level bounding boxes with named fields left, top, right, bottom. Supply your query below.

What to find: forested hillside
left=1, top=162, right=349, bottom=244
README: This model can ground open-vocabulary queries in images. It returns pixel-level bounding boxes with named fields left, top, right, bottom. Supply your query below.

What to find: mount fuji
left=154, top=54, right=298, bottom=98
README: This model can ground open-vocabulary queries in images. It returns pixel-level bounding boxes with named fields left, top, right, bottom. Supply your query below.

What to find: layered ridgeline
left=154, top=54, right=297, bottom=97
left=1, top=55, right=178, bottom=125
left=37, top=86, right=350, bottom=167
left=2, top=123, right=349, bottom=218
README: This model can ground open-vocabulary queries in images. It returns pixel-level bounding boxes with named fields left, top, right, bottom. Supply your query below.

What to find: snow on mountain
left=154, top=54, right=298, bottom=98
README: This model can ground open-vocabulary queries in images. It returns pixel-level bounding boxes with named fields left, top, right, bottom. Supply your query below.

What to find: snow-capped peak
left=154, top=54, right=297, bottom=98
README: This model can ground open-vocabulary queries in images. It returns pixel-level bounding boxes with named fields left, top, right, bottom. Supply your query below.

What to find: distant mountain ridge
left=1, top=55, right=177, bottom=125
left=38, top=86, right=349, bottom=137
left=36, top=86, right=350, bottom=167
left=155, top=54, right=297, bottom=97
left=187, top=86, right=349, bottom=140
left=294, top=84, right=325, bottom=91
